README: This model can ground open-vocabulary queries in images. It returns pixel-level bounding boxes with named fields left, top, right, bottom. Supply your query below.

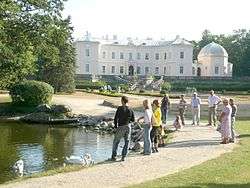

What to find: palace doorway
left=197, top=67, right=201, bottom=77
left=128, top=65, right=134, bottom=76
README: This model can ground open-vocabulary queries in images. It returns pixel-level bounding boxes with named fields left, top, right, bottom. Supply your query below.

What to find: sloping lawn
left=130, top=120, right=250, bottom=188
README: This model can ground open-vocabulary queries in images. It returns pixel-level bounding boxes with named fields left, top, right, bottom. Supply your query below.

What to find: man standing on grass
left=191, top=92, right=201, bottom=126
left=207, top=90, right=222, bottom=126
left=111, top=96, right=135, bottom=162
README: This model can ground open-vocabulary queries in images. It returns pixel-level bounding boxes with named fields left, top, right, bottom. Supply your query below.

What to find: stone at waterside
left=35, top=104, right=51, bottom=113
left=21, top=112, right=52, bottom=122
left=51, top=104, right=72, bottom=114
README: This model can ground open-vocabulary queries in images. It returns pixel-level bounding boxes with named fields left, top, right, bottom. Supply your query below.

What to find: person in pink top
left=219, top=98, right=232, bottom=144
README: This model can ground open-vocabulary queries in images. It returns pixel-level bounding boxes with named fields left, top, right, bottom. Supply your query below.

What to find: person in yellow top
left=150, top=99, right=162, bottom=153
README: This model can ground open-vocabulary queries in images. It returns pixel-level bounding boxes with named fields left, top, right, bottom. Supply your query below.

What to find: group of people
left=111, top=96, right=166, bottom=161
left=175, top=90, right=237, bottom=144
left=111, top=90, right=237, bottom=161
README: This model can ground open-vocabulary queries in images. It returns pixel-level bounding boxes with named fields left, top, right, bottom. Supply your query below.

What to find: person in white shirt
left=137, top=99, right=153, bottom=155
left=191, top=92, right=201, bottom=126
left=207, top=90, right=222, bottom=126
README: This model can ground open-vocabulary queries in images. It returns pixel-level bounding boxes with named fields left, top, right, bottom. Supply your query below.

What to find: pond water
left=0, top=122, right=116, bottom=184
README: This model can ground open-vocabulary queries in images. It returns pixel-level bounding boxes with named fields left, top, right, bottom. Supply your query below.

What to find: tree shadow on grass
left=238, top=134, right=250, bottom=138
left=167, top=183, right=250, bottom=188
left=164, top=139, right=221, bottom=148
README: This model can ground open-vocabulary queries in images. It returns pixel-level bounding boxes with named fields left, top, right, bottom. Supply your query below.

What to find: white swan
left=13, top=160, right=24, bottom=177
left=65, top=153, right=94, bottom=166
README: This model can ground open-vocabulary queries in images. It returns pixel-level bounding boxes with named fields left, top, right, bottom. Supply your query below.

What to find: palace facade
left=74, top=34, right=233, bottom=78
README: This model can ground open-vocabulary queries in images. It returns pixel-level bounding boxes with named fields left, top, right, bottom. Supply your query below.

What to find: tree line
left=1, top=1, right=249, bottom=93
left=192, top=29, right=250, bottom=77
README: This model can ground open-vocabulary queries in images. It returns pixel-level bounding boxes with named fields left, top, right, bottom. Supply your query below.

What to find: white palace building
left=74, top=33, right=233, bottom=78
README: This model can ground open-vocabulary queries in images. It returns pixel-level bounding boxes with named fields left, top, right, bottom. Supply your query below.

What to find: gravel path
left=1, top=124, right=235, bottom=188
left=0, top=93, right=236, bottom=187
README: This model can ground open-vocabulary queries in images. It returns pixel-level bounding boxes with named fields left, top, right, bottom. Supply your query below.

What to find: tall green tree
left=0, top=0, right=75, bottom=92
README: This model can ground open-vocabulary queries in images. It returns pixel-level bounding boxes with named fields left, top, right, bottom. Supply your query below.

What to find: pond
left=0, top=122, right=116, bottom=184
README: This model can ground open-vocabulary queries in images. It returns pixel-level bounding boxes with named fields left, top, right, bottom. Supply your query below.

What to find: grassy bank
left=131, top=120, right=250, bottom=188
left=0, top=95, right=36, bottom=116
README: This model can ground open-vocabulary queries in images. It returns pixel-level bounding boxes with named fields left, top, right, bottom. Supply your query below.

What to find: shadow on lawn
left=238, top=134, right=250, bottom=138
left=165, top=139, right=220, bottom=148
left=168, top=183, right=250, bottom=188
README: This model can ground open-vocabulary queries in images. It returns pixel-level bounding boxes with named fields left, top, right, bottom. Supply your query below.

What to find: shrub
left=160, top=90, right=167, bottom=94
left=10, top=80, right=54, bottom=106
left=139, top=89, right=145, bottom=93
left=161, top=82, right=172, bottom=92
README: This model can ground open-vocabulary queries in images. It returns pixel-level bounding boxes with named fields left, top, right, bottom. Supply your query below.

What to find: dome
left=198, top=42, right=228, bottom=58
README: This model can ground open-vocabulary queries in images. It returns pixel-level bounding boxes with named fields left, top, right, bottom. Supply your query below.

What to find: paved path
left=1, top=125, right=235, bottom=188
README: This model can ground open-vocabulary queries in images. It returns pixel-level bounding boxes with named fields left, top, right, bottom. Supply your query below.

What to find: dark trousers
left=150, top=126, right=161, bottom=149
left=112, top=125, right=131, bottom=158
left=161, top=108, right=168, bottom=124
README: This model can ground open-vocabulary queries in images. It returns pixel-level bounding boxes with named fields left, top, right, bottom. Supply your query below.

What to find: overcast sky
left=63, top=0, right=250, bottom=41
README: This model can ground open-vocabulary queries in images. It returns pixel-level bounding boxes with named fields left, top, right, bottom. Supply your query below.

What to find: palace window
left=111, top=66, right=115, bottom=74
left=164, top=53, right=167, bottom=60
left=120, top=66, right=124, bottom=74
left=112, top=52, right=115, bottom=59
left=215, top=66, right=219, bottom=74
left=129, top=52, right=133, bottom=60
left=145, top=53, right=149, bottom=60
left=85, top=64, right=89, bottom=73
left=86, top=49, right=90, bottom=57
left=102, top=51, right=106, bottom=59
left=192, top=67, right=196, bottom=75
left=155, top=67, right=159, bottom=74
left=180, top=51, right=184, bottom=59
left=164, top=67, right=167, bottom=74
left=155, top=53, right=159, bottom=60
left=145, top=67, right=149, bottom=74
left=102, top=66, right=106, bottom=74
left=137, top=53, right=141, bottom=60
left=180, top=66, right=184, bottom=74
left=137, top=66, right=141, bottom=74
left=120, top=52, right=124, bottom=59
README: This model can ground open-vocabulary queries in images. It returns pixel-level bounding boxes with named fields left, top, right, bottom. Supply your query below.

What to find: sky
left=63, top=0, right=250, bottom=41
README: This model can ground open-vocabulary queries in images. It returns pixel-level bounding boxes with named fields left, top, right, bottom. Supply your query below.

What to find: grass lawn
left=0, top=94, right=35, bottom=116
left=130, top=120, right=250, bottom=188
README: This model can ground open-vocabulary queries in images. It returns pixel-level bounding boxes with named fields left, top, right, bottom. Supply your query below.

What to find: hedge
left=75, top=80, right=106, bottom=90
left=9, top=80, right=54, bottom=106
left=168, top=80, right=250, bottom=92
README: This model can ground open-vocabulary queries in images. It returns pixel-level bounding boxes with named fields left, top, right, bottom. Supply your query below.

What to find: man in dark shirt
left=111, top=96, right=135, bottom=161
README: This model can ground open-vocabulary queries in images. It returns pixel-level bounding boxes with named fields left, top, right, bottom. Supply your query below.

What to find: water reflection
left=0, top=123, right=115, bottom=184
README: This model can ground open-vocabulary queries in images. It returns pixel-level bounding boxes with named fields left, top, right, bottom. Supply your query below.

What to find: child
left=173, top=115, right=182, bottom=131
left=158, top=125, right=166, bottom=147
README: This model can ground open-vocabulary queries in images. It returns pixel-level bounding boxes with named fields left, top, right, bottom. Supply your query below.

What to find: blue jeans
left=161, top=108, right=168, bottom=124
left=143, top=124, right=152, bottom=154
left=112, top=125, right=131, bottom=158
